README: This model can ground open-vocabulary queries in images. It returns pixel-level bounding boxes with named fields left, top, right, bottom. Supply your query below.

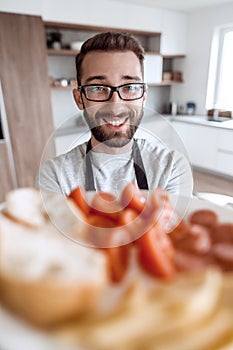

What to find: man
left=38, top=32, right=193, bottom=197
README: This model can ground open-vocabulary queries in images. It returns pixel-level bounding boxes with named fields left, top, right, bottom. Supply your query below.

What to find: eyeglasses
left=78, top=83, right=146, bottom=102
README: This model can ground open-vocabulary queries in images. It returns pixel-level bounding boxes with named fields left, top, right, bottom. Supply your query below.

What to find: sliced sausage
left=209, top=223, right=233, bottom=244
left=174, top=251, right=211, bottom=272
left=170, top=224, right=211, bottom=255
left=212, top=243, right=233, bottom=271
left=189, top=209, right=218, bottom=229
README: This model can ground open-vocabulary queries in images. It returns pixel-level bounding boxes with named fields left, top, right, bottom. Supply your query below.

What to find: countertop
left=168, top=114, right=233, bottom=130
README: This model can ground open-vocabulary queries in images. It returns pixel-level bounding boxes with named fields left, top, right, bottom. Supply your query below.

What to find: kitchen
left=1, top=1, right=233, bottom=348
left=0, top=0, right=233, bottom=203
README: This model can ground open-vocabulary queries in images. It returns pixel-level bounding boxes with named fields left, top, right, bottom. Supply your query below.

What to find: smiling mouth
left=103, top=118, right=128, bottom=127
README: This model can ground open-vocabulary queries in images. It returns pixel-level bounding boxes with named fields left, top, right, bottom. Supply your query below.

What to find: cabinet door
left=160, top=11, right=187, bottom=55
left=216, top=129, right=233, bottom=177
left=171, top=122, right=218, bottom=170
left=0, top=12, right=55, bottom=191
left=144, top=54, right=163, bottom=84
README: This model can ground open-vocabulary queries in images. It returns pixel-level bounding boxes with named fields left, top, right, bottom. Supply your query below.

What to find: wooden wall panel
left=0, top=142, right=15, bottom=202
left=0, top=12, right=55, bottom=189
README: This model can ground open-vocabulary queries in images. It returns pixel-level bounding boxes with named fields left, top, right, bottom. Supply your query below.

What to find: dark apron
left=85, top=139, right=149, bottom=191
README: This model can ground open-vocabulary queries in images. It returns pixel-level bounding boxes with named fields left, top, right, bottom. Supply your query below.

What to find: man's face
left=73, top=51, right=147, bottom=147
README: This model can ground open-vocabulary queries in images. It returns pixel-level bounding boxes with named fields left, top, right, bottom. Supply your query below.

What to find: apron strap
left=85, top=139, right=149, bottom=191
left=132, top=140, right=149, bottom=190
left=85, top=139, right=96, bottom=191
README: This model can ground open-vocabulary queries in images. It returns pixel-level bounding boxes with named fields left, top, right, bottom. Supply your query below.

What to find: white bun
left=4, top=188, right=47, bottom=227
left=0, top=189, right=108, bottom=327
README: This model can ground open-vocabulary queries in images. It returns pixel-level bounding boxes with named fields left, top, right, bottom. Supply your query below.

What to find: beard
left=83, top=104, right=144, bottom=148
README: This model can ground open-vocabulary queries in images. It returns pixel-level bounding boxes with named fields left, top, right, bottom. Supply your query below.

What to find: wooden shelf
left=45, top=21, right=185, bottom=101
left=47, top=49, right=164, bottom=56
left=162, top=54, right=186, bottom=59
left=50, top=81, right=183, bottom=89
left=44, top=20, right=161, bottom=37
left=50, top=85, right=76, bottom=90
left=149, top=80, right=183, bottom=86
left=47, top=49, right=79, bottom=56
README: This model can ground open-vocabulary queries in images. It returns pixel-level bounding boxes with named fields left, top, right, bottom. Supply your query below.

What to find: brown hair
left=75, top=31, right=145, bottom=85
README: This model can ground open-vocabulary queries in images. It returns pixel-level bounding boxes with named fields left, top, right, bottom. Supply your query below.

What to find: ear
left=73, top=89, right=84, bottom=110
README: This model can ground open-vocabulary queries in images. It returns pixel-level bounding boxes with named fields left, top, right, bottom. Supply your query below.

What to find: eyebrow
left=84, top=74, right=142, bottom=84
left=85, top=75, right=106, bottom=84
left=123, top=75, right=141, bottom=81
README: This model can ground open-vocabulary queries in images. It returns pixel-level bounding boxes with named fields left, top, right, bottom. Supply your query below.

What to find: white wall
left=0, top=0, right=162, bottom=31
left=170, top=2, right=233, bottom=115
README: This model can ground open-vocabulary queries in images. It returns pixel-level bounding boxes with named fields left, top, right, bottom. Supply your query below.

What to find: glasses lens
left=119, top=84, right=144, bottom=100
left=84, top=86, right=111, bottom=101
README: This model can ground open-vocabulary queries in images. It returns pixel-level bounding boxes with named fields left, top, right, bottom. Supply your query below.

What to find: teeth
left=108, top=120, right=123, bottom=126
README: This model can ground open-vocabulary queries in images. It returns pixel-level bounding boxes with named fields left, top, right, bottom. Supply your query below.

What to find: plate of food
left=0, top=184, right=233, bottom=350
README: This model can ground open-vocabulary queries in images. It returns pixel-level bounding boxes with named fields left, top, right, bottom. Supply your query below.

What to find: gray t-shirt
left=37, top=138, right=193, bottom=197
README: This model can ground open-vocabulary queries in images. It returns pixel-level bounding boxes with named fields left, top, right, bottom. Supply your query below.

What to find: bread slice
left=0, top=189, right=108, bottom=328
left=4, top=188, right=47, bottom=227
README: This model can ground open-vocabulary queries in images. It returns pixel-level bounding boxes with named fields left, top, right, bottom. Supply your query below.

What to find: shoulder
left=44, top=143, right=87, bottom=168
left=36, top=143, right=87, bottom=192
left=135, top=137, right=192, bottom=174
left=135, top=137, right=172, bottom=158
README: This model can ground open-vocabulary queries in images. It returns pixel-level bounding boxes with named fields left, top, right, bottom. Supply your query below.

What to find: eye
left=124, top=84, right=140, bottom=91
left=88, top=86, right=105, bottom=92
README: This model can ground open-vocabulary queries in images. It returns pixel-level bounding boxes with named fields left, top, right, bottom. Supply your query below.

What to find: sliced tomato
left=150, top=188, right=171, bottom=210
left=120, top=182, right=146, bottom=214
left=68, top=186, right=90, bottom=216
left=117, top=207, right=146, bottom=242
left=137, top=223, right=176, bottom=279
left=90, top=192, right=123, bottom=223
left=104, top=244, right=131, bottom=283
left=118, top=207, right=139, bottom=226
left=100, top=226, right=131, bottom=283
left=87, top=215, right=115, bottom=228
left=86, top=215, right=116, bottom=247
left=142, top=189, right=177, bottom=233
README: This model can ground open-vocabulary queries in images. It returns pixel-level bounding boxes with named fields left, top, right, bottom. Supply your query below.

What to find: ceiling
left=111, top=0, right=233, bottom=12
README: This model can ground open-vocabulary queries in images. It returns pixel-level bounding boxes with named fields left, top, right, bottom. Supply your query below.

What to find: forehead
left=81, top=51, right=143, bottom=83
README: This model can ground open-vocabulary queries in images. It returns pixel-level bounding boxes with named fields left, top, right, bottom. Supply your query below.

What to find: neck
left=90, top=136, right=133, bottom=154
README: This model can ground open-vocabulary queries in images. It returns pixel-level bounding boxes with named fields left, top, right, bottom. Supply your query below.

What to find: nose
left=109, top=90, right=122, bottom=102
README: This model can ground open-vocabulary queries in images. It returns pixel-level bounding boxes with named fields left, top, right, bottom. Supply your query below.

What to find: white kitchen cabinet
left=144, top=54, right=163, bottom=84
left=171, top=121, right=218, bottom=171
left=216, top=129, right=233, bottom=176
left=160, top=11, right=187, bottom=55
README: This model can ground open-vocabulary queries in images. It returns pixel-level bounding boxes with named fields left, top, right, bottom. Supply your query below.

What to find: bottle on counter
left=186, top=102, right=196, bottom=115
left=170, top=102, right=178, bottom=115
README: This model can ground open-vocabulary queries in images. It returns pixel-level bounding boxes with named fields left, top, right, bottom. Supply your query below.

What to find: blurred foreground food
left=0, top=188, right=108, bottom=327
left=56, top=268, right=233, bottom=350
left=68, top=183, right=233, bottom=281
left=0, top=185, right=233, bottom=350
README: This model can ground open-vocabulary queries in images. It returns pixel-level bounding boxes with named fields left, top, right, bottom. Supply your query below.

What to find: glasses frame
left=77, top=83, right=147, bottom=102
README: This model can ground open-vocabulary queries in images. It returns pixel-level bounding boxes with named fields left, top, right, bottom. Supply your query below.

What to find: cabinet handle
left=0, top=80, right=18, bottom=188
